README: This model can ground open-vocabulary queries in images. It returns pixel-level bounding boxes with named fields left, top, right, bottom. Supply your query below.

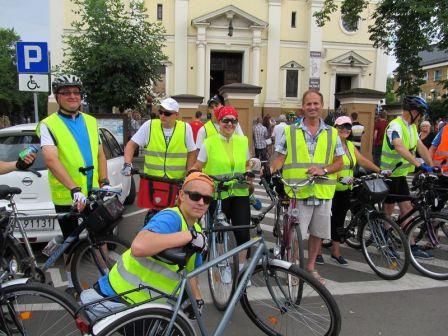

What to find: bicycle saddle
left=0, top=185, right=22, bottom=199
left=155, top=246, right=193, bottom=268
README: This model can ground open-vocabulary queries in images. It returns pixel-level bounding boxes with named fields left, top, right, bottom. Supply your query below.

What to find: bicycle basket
left=360, top=178, right=389, bottom=203
left=85, top=196, right=124, bottom=233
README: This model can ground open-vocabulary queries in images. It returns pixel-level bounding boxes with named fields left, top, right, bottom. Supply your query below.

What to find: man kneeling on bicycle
left=80, top=171, right=213, bottom=320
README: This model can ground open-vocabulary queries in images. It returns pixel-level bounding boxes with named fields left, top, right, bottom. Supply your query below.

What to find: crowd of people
left=18, top=73, right=447, bottom=320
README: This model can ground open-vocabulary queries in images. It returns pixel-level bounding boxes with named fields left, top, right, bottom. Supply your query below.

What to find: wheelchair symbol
left=27, top=75, right=40, bottom=90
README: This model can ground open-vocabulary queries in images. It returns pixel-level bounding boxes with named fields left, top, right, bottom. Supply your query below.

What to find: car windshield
left=0, top=133, right=46, bottom=170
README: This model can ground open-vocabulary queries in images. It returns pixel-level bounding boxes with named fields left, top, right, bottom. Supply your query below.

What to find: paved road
left=37, top=174, right=448, bottom=335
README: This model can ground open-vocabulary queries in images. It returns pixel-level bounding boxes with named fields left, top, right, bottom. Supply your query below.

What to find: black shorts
left=384, top=176, right=410, bottom=204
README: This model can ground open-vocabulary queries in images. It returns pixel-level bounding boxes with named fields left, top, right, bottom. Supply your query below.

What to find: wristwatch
left=323, top=168, right=328, bottom=175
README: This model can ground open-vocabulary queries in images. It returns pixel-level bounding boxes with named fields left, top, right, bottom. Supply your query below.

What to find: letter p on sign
left=16, top=42, right=49, bottom=74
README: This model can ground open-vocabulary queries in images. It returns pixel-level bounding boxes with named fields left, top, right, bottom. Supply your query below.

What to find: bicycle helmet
left=402, top=96, right=429, bottom=115
left=52, top=74, right=82, bottom=95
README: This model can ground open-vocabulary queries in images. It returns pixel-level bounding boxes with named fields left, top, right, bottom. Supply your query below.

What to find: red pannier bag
left=137, top=175, right=180, bottom=210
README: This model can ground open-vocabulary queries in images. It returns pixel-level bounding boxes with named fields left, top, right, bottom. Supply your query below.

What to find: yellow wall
left=280, top=0, right=309, bottom=41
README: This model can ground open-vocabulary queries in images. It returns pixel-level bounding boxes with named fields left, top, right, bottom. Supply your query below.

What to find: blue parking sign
left=16, top=42, right=49, bottom=73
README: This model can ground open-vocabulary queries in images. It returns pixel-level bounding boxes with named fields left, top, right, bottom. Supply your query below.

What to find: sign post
left=16, top=42, right=49, bottom=122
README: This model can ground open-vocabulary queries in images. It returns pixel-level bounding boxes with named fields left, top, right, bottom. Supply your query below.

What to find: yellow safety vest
left=203, top=134, right=249, bottom=199
left=380, top=117, right=418, bottom=177
left=143, top=119, right=188, bottom=179
left=283, top=124, right=338, bottom=199
left=108, top=207, right=201, bottom=304
left=336, top=140, right=357, bottom=191
left=36, top=112, right=99, bottom=205
left=204, top=120, right=218, bottom=138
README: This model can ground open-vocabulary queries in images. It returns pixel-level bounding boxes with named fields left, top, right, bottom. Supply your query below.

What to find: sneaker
left=64, top=287, right=79, bottom=300
left=411, top=245, right=434, bottom=260
left=331, top=255, right=348, bottom=266
left=315, top=254, right=325, bottom=265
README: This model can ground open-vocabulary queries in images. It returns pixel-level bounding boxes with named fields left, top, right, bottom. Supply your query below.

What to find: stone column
left=335, top=89, right=385, bottom=159
left=251, top=27, right=262, bottom=106
left=219, top=83, right=262, bottom=151
left=195, top=23, right=208, bottom=101
left=174, top=0, right=188, bottom=94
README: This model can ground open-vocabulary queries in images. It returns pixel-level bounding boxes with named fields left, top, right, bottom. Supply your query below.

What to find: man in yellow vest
left=269, top=89, right=343, bottom=285
left=80, top=171, right=213, bottom=320
left=38, top=74, right=109, bottom=297
left=122, top=98, right=196, bottom=179
left=381, top=95, right=434, bottom=259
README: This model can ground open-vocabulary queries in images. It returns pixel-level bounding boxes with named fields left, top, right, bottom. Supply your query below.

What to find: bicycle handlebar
left=272, top=171, right=330, bottom=189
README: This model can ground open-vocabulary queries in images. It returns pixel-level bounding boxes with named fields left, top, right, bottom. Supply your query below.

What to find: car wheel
left=124, top=176, right=136, bottom=205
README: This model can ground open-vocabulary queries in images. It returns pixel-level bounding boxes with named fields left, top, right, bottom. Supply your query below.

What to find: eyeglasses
left=336, top=124, right=352, bottom=131
left=184, top=190, right=213, bottom=205
left=220, top=118, right=238, bottom=125
left=58, top=90, right=82, bottom=97
left=159, top=109, right=175, bottom=117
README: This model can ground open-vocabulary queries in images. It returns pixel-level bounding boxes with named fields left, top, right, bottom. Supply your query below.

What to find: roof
left=419, top=47, right=448, bottom=67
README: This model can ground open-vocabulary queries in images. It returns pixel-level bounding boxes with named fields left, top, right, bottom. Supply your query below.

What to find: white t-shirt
left=131, top=120, right=196, bottom=152
left=195, top=122, right=244, bottom=149
left=386, top=117, right=415, bottom=146
left=197, top=134, right=251, bottom=162
left=272, top=122, right=287, bottom=146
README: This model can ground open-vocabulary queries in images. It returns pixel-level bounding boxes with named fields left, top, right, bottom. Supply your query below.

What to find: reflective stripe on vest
left=204, top=121, right=218, bottom=138
left=203, top=134, right=249, bottom=199
left=108, top=207, right=201, bottom=304
left=144, top=120, right=188, bottom=179
left=433, top=126, right=448, bottom=173
left=336, top=141, right=357, bottom=191
left=380, top=117, right=418, bottom=177
left=36, top=112, right=99, bottom=205
left=283, top=124, right=338, bottom=199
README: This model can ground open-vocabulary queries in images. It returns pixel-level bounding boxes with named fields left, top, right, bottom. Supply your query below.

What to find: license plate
left=16, top=218, right=55, bottom=231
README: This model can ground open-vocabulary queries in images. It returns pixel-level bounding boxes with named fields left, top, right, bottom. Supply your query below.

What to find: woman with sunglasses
left=193, top=106, right=252, bottom=270
left=317, top=116, right=383, bottom=266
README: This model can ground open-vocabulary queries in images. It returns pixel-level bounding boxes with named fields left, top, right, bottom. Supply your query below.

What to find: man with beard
left=37, top=74, right=109, bottom=297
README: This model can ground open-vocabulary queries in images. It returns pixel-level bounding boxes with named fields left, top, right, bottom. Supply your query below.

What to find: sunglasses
left=184, top=190, right=213, bottom=205
left=336, top=124, right=352, bottom=131
left=159, top=109, right=175, bottom=117
left=59, top=90, right=82, bottom=97
left=220, top=118, right=238, bottom=125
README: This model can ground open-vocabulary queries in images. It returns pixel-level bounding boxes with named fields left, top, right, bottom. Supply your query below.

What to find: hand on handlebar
left=121, top=163, right=132, bottom=176
left=189, top=229, right=208, bottom=254
left=71, top=187, right=86, bottom=212
left=419, top=163, right=433, bottom=173
left=307, top=166, right=326, bottom=176
left=380, top=170, right=392, bottom=177
left=339, top=176, right=354, bottom=185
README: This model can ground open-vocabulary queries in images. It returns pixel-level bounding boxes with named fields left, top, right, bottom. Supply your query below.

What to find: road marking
left=123, top=209, right=147, bottom=218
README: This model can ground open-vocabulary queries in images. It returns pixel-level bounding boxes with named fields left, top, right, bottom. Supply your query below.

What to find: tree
left=63, top=0, right=167, bottom=113
left=385, top=76, right=396, bottom=104
left=314, top=0, right=448, bottom=95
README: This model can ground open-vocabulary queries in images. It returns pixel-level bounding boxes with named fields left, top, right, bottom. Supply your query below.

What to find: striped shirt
left=275, top=119, right=344, bottom=205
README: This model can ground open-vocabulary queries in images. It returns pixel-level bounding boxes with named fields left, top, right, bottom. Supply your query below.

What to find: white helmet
left=52, top=74, right=82, bottom=94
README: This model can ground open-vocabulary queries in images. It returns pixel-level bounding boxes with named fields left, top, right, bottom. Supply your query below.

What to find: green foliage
left=428, top=99, right=448, bottom=123
left=63, top=0, right=167, bottom=113
left=0, top=28, right=47, bottom=123
left=314, top=0, right=448, bottom=95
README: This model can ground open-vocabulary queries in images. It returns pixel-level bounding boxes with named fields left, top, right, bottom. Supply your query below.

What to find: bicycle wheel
left=241, top=261, right=341, bottom=336
left=1, top=236, right=27, bottom=273
left=405, top=213, right=448, bottom=280
left=1, top=282, right=82, bottom=336
left=344, top=210, right=361, bottom=249
left=207, top=229, right=238, bottom=311
left=285, top=223, right=304, bottom=269
left=360, top=216, right=410, bottom=280
left=97, top=307, right=194, bottom=336
left=71, top=236, right=130, bottom=294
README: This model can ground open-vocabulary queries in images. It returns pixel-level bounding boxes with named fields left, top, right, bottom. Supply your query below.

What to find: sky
left=0, top=0, right=398, bottom=74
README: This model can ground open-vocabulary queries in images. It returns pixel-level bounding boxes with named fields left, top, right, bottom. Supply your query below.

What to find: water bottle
left=249, top=194, right=262, bottom=211
left=42, top=235, right=64, bottom=257
left=19, top=145, right=38, bottom=160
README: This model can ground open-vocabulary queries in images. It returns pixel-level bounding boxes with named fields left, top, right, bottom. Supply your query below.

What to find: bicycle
left=74, top=193, right=341, bottom=336
left=0, top=185, right=130, bottom=294
left=0, top=223, right=83, bottom=335
left=392, top=171, right=448, bottom=280
left=334, top=173, right=411, bottom=280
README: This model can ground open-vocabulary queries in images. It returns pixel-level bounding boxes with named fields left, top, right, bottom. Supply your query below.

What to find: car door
left=99, top=128, right=131, bottom=203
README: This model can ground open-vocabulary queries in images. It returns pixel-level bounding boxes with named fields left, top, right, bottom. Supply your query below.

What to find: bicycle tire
left=1, top=236, right=27, bottom=274
left=1, top=282, right=82, bottom=336
left=207, top=229, right=238, bottom=311
left=344, top=210, right=362, bottom=249
left=405, top=212, right=448, bottom=280
left=97, top=307, right=194, bottom=336
left=71, top=235, right=130, bottom=294
left=285, top=223, right=305, bottom=269
left=240, top=262, right=341, bottom=336
left=360, top=215, right=410, bottom=280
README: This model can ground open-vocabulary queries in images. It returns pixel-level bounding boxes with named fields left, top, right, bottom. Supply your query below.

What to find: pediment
left=192, top=5, right=268, bottom=29
left=328, top=51, right=371, bottom=67
left=280, top=61, right=305, bottom=70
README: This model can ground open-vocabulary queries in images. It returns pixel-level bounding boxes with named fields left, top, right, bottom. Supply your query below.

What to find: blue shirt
left=58, top=112, right=94, bottom=191
left=432, top=126, right=445, bottom=147
left=98, top=209, right=203, bottom=296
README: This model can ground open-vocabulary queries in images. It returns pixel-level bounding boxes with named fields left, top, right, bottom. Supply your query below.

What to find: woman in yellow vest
left=193, top=106, right=251, bottom=269
left=317, top=116, right=382, bottom=265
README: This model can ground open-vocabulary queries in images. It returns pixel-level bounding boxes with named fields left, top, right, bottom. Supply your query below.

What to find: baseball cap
left=160, top=98, right=179, bottom=113
left=334, top=116, right=352, bottom=126
left=183, top=171, right=215, bottom=191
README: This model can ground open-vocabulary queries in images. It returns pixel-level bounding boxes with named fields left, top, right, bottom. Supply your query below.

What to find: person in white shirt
left=272, top=114, right=288, bottom=147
